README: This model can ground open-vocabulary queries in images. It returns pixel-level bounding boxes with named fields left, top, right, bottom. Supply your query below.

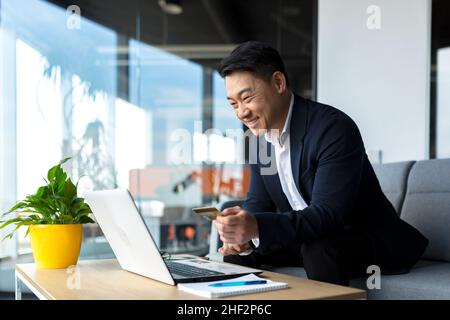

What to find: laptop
left=84, top=189, right=262, bottom=285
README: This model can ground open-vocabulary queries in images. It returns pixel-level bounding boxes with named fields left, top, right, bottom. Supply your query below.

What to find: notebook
left=177, top=274, right=288, bottom=298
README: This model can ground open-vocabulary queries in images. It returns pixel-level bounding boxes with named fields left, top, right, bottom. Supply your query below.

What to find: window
left=431, top=0, right=450, bottom=159
left=436, top=48, right=450, bottom=158
left=0, top=0, right=315, bottom=259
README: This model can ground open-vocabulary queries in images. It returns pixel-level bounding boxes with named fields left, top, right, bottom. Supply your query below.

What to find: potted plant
left=0, top=157, right=95, bottom=269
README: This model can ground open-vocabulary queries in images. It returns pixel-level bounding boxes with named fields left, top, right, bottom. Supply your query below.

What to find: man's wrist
left=238, top=247, right=253, bottom=256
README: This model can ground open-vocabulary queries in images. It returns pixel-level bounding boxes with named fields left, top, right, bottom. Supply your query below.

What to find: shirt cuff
left=238, top=248, right=253, bottom=256
left=238, top=238, right=260, bottom=256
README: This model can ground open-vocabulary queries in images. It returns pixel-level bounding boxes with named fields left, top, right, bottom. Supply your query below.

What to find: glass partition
left=0, top=0, right=315, bottom=260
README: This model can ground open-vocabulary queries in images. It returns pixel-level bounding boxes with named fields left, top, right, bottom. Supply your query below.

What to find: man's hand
left=218, top=242, right=250, bottom=256
left=215, top=206, right=258, bottom=245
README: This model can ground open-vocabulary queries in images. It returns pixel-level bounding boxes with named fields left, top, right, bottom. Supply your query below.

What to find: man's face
left=225, top=71, right=284, bottom=136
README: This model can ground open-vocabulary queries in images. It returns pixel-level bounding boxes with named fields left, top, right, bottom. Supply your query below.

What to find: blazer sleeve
left=242, top=164, right=277, bottom=213
left=253, top=116, right=366, bottom=255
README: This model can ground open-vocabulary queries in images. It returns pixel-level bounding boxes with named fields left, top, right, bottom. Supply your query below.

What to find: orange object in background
left=199, top=166, right=250, bottom=199
left=167, top=224, right=175, bottom=241
left=130, top=166, right=250, bottom=200
left=184, top=226, right=196, bottom=240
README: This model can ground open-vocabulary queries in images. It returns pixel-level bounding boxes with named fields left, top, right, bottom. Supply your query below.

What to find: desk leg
left=15, top=272, right=22, bottom=300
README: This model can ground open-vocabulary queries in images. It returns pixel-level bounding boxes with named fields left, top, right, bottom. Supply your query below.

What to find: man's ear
left=272, top=71, right=287, bottom=93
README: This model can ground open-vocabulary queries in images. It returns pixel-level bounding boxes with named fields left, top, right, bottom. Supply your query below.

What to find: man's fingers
left=223, top=205, right=241, bottom=213
left=220, top=206, right=241, bottom=217
left=239, top=242, right=251, bottom=251
left=219, top=245, right=239, bottom=256
left=219, top=242, right=251, bottom=256
left=218, top=231, right=236, bottom=242
left=220, top=235, right=237, bottom=244
left=218, top=230, right=235, bottom=237
left=216, top=214, right=241, bottom=225
left=215, top=222, right=236, bottom=234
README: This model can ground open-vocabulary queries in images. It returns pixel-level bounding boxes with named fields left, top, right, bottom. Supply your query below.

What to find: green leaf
left=2, top=233, right=14, bottom=241
left=15, top=220, right=36, bottom=227
left=0, top=217, right=28, bottom=230
left=59, top=157, right=71, bottom=166
left=50, top=215, right=58, bottom=223
left=47, top=157, right=70, bottom=182
left=59, top=214, right=74, bottom=224
left=76, top=207, right=92, bottom=216
left=3, top=201, right=28, bottom=215
left=26, top=214, right=43, bottom=221
left=36, top=186, right=47, bottom=198
left=56, top=171, right=68, bottom=194
left=76, top=215, right=95, bottom=224
left=70, top=198, right=83, bottom=214
left=0, top=156, right=96, bottom=241
left=64, top=178, right=77, bottom=200
left=3, top=220, right=37, bottom=240
left=21, top=198, right=54, bottom=220
left=47, top=162, right=61, bottom=181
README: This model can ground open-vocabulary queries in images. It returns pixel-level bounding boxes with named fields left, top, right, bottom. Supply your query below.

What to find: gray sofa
left=209, top=158, right=450, bottom=299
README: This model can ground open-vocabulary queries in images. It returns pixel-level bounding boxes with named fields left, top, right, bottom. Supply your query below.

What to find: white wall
left=0, top=28, right=18, bottom=258
left=437, top=48, right=450, bottom=158
left=317, top=0, right=431, bottom=163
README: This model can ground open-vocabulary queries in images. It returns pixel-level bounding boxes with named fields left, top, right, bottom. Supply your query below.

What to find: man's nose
left=236, top=105, right=250, bottom=120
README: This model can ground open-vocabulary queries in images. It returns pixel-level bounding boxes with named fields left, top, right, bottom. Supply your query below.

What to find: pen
left=208, top=280, right=267, bottom=287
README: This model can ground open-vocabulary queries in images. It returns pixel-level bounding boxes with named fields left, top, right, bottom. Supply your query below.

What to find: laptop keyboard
left=165, top=261, right=225, bottom=278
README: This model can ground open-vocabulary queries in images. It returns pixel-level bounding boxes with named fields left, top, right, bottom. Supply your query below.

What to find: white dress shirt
left=238, top=93, right=308, bottom=256
left=264, top=93, right=308, bottom=212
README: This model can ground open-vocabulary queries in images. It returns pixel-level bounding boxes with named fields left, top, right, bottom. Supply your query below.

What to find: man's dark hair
left=218, top=41, right=290, bottom=87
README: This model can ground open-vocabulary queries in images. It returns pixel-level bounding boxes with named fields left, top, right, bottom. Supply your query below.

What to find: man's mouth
left=246, top=117, right=259, bottom=129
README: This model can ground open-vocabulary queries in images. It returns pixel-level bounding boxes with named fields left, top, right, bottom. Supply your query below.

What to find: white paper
left=177, top=274, right=288, bottom=298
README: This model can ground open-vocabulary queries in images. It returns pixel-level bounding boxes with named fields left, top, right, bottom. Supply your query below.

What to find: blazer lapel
left=257, top=93, right=309, bottom=212
left=258, top=133, right=292, bottom=212
left=290, top=94, right=308, bottom=192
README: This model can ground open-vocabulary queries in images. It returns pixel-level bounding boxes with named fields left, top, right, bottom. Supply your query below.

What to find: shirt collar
left=265, top=92, right=294, bottom=147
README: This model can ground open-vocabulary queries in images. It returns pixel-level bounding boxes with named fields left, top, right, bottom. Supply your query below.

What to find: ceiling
left=46, top=0, right=316, bottom=94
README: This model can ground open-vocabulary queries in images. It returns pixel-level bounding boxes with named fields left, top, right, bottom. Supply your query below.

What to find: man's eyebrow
left=227, top=88, right=252, bottom=100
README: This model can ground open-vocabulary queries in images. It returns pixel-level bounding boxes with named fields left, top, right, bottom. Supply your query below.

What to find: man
left=214, top=41, right=428, bottom=286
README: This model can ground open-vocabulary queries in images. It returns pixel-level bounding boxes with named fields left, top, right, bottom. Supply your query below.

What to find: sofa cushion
left=372, top=161, right=415, bottom=215
left=350, top=260, right=450, bottom=299
left=263, top=265, right=308, bottom=278
left=400, top=159, right=450, bottom=262
left=268, top=260, right=450, bottom=300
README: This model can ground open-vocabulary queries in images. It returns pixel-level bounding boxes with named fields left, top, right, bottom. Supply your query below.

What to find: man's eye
left=243, top=96, right=252, bottom=102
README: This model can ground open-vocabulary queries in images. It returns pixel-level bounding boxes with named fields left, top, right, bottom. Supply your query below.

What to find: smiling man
left=214, top=41, right=428, bottom=286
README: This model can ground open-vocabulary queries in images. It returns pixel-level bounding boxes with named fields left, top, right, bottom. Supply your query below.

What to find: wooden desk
left=15, top=259, right=365, bottom=300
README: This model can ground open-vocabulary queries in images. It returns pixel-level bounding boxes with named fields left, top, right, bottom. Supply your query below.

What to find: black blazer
left=243, top=93, right=428, bottom=271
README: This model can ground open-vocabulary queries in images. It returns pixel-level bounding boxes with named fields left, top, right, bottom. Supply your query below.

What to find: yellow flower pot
left=29, top=224, right=83, bottom=269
